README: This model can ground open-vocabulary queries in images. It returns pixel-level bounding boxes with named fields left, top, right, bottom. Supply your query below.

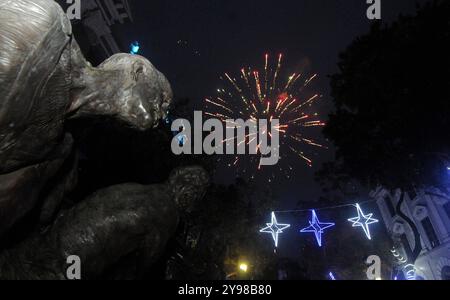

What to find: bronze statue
left=0, top=0, right=207, bottom=279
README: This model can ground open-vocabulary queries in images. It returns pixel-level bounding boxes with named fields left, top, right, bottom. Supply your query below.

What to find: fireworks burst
left=204, top=54, right=327, bottom=181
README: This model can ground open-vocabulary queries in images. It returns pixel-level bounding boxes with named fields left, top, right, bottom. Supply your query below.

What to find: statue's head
left=85, top=54, right=172, bottom=131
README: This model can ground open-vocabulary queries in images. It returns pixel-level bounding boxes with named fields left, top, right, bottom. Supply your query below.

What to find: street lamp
left=239, top=263, right=249, bottom=273
left=225, top=261, right=250, bottom=279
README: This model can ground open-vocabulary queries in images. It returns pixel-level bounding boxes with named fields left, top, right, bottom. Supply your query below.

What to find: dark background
left=111, top=0, right=426, bottom=204
left=106, top=0, right=429, bottom=262
left=65, top=0, right=435, bottom=277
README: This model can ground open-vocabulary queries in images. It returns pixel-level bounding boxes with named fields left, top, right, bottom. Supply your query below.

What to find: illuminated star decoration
left=260, top=212, right=291, bottom=248
left=300, top=210, right=335, bottom=247
left=347, top=203, right=379, bottom=240
left=130, top=41, right=140, bottom=54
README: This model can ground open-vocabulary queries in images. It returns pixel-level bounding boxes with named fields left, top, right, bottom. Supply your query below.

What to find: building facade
left=57, top=0, right=133, bottom=62
left=373, top=186, right=450, bottom=280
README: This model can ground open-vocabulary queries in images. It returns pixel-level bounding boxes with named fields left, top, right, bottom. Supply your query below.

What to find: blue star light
left=347, top=203, right=379, bottom=240
left=300, top=210, right=335, bottom=247
left=260, top=212, right=291, bottom=248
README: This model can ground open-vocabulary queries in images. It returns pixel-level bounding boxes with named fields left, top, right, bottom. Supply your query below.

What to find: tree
left=164, top=178, right=279, bottom=280
left=321, top=1, right=450, bottom=191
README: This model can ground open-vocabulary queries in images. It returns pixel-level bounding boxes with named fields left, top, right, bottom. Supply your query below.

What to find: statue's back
left=0, top=0, right=73, bottom=173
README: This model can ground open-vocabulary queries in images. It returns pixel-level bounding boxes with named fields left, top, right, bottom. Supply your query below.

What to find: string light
left=273, top=198, right=377, bottom=214
left=260, top=212, right=291, bottom=247
left=300, top=210, right=335, bottom=247
left=391, top=248, right=407, bottom=263
left=347, top=203, right=379, bottom=240
left=404, top=264, right=416, bottom=280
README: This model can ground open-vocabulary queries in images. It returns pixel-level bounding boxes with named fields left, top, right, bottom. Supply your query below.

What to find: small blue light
left=329, top=272, right=336, bottom=280
left=130, top=41, right=140, bottom=55
left=177, top=134, right=187, bottom=146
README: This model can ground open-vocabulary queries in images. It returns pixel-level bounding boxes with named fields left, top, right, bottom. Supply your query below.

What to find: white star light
left=347, top=203, right=379, bottom=240
left=260, top=212, right=291, bottom=247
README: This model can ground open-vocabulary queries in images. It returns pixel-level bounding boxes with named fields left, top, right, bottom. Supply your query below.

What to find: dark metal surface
left=0, top=0, right=203, bottom=279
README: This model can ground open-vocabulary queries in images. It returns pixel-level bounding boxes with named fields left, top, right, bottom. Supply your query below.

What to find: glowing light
left=260, top=212, right=291, bottom=247
left=347, top=203, right=379, bottom=240
left=329, top=272, right=336, bottom=280
left=172, top=120, right=187, bottom=146
left=177, top=134, right=187, bottom=146
left=300, top=210, right=335, bottom=247
left=130, top=41, right=140, bottom=54
left=391, top=248, right=407, bottom=263
left=403, top=264, right=416, bottom=280
left=239, top=263, right=249, bottom=273
left=205, top=54, right=326, bottom=181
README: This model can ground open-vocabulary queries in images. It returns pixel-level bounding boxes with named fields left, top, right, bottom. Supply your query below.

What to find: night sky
left=115, top=0, right=427, bottom=209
